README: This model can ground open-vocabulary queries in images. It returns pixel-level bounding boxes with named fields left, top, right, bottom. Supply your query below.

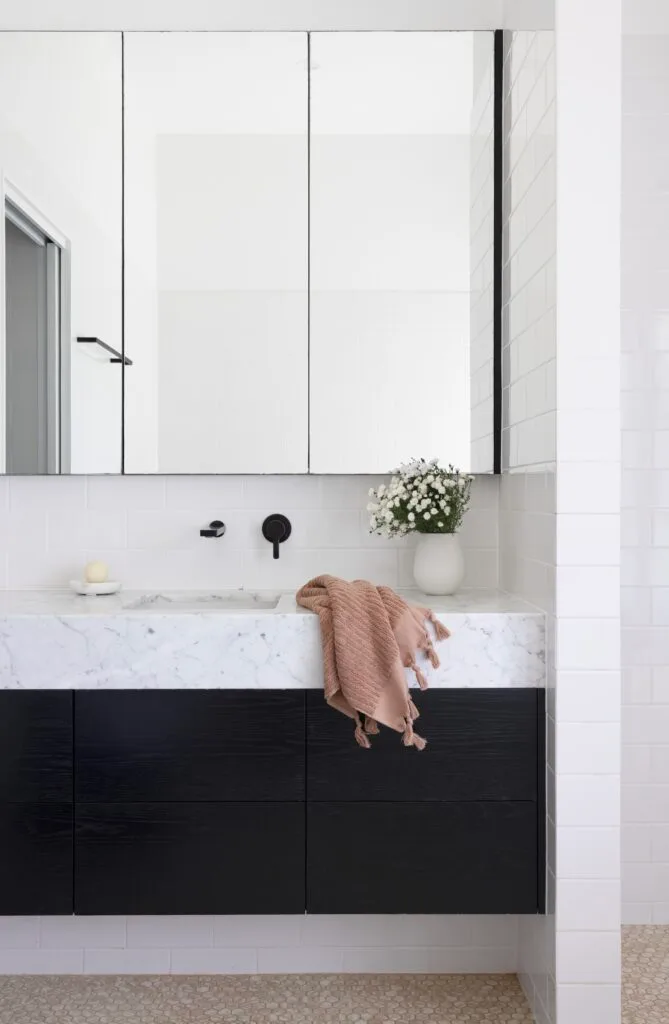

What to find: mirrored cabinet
left=0, top=31, right=498, bottom=475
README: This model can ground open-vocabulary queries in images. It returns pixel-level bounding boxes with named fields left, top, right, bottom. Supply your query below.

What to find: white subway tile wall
left=553, top=3, right=622, bottom=1024
left=470, top=31, right=496, bottom=473
left=0, top=915, right=519, bottom=975
left=498, top=27, right=557, bottom=1024
left=0, top=474, right=499, bottom=592
left=622, top=28, right=669, bottom=925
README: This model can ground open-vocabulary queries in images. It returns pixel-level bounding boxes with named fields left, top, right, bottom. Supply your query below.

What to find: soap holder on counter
left=70, top=580, right=122, bottom=597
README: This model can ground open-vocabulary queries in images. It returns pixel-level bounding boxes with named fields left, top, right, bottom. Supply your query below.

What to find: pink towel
left=296, top=575, right=450, bottom=749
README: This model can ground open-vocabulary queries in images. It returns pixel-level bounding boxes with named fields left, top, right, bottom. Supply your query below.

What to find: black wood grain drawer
left=307, top=689, right=542, bottom=802
left=75, top=802, right=304, bottom=915
left=75, top=690, right=305, bottom=802
left=307, top=801, right=539, bottom=914
left=0, top=691, right=72, bottom=801
left=0, top=803, right=73, bottom=914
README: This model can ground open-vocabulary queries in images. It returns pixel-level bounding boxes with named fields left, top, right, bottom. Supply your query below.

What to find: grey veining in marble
left=0, top=589, right=545, bottom=691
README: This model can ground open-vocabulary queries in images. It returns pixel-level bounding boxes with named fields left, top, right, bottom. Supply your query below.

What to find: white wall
left=0, top=913, right=518, bottom=975
left=499, top=5, right=623, bottom=1023
left=621, top=28, right=669, bottom=924
left=0, top=33, right=122, bottom=473
left=552, top=3, right=622, bottom=1022
left=504, top=0, right=554, bottom=30
left=0, top=474, right=498, bottom=592
left=0, top=0, right=504, bottom=30
left=498, top=28, right=557, bottom=1024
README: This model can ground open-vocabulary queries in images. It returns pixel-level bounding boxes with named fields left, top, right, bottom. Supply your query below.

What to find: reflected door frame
left=1, top=178, right=72, bottom=474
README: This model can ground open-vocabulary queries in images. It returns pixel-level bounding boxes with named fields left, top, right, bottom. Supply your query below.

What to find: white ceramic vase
left=412, top=533, right=465, bottom=596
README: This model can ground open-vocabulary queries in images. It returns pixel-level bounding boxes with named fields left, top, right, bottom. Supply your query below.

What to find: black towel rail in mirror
left=77, top=337, right=133, bottom=366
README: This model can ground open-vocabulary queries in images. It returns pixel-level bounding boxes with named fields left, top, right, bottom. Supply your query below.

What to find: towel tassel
left=364, top=716, right=379, bottom=735
left=402, top=715, right=427, bottom=751
left=354, top=712, right=372, bottom=749
left=405, top=654, right=429, bottom=690
left=427, top=611, right=450, bottom=642
left=424, top=641, right=440, bottom=670
left=408, top=697, right=420, bottom=721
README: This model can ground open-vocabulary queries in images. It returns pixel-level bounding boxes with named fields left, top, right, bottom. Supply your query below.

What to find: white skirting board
left=0, top=915, right=520, bottom=974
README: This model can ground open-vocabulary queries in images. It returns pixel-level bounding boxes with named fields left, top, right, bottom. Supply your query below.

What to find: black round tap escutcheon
left=262, top=514, right=292, bottom=559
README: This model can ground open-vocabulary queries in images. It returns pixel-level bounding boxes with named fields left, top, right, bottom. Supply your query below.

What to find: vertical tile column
left=554, top=0, right=622, bottom=1021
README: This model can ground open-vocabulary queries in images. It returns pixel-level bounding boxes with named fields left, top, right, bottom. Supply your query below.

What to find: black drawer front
left=75, top=690, right=305, bottom=802
left=307, top=802, right=539, bottom=914
left=307, top=689, right=541, bottom=802
left=0, top=691, right=72, bottom=801
left=0, top=803, right=73, bottom=914
left=75, top=802, right=305, bottom=915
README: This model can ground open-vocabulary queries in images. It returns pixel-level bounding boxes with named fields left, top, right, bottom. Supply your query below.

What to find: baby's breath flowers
left=367, top=459, right=473, bottom=538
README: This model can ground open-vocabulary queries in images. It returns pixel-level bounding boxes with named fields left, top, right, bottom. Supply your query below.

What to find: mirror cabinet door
left=309, top=32, right=486, bottom=474
left=0, top=32, right=123, bottom=474
left=123, top=33, right=309, bottom=474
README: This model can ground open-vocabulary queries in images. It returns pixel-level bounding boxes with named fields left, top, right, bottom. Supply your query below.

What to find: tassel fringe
left=354, top=712, right=372, bottom=749
left=364, top=716, right=380, bottom=735
left=427, top=611, right=450, bottom=641
left=405, top=654, right=429, bottom=690
left=402, top=716, right=427, bottom=751
left=425, top=643, right=440, bottom=669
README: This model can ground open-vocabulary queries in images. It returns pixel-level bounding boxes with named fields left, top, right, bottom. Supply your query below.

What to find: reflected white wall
left=123, top=33, right=308, bottom=474
left=0, top=33, right=122, bottom=473
left=309, top=32, right=476, bottom=473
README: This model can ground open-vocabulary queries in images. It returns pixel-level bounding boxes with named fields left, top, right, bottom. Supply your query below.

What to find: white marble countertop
left=0, top=588, right=540, bottom=616
left=0, top=588, right=545, bottom=691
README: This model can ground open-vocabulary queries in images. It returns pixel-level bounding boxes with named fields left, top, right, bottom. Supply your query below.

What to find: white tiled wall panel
left=499, top=9, right=621, bottom=1024
left=621, top=27, right=669, bottom=925
left=0, top=474, right=498, bottom=592
left=553, top=2, right=622, bottom=1024
left=0, top=915, right=519, bottom=975
left=498, top=28, right=557, bottom=1024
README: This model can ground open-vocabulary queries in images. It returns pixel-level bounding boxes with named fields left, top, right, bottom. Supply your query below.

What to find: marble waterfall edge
left=0, top=589, right=545, bottom=690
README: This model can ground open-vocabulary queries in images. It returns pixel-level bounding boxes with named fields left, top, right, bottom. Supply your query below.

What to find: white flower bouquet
left=367, top=458, right=473, bottom=538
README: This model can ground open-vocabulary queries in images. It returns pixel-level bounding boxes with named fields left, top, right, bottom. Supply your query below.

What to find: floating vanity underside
left=0, top=590, right=545, bottom=918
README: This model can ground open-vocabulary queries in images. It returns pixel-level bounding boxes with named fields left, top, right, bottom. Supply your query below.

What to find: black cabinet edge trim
left=536, top=688, right=547, bottom=914
left=72, top=692, right=77, bottom=907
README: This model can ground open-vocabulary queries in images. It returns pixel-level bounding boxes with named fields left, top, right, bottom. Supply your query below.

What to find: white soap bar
left=85, top=560, right=109, bottom=584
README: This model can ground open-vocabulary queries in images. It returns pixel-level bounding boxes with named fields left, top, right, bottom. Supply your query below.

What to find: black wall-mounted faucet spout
left=262, top=514, right=292, bottom=559
left=200, top=520, right=226, bottom=538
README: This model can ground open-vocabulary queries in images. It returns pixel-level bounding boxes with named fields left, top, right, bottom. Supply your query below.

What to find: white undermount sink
left=123, top=591, right=281, bottom=612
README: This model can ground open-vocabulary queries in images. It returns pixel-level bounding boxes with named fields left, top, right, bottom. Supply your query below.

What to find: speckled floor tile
left=0, top=974, right=532, bottom=1023
left=623, top=925, right=669, bottom=1024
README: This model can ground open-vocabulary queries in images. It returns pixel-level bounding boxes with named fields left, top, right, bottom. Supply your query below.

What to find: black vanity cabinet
left=0, top=687, right=544, bottom=916
left=73, top=691, right=306, bottom=914
left=0, top=691, right=73, bottom=914
left=306, top=689, right=544, bottom=914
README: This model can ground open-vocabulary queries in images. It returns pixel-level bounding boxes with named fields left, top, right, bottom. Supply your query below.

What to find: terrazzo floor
left=0, top=928, right=665, bottom=1022
left=623, top=925, right=669, bottom=1024
left=0, top=974, right=532, bottom=1023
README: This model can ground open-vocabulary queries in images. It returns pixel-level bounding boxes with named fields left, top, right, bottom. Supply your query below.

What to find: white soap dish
left=70, top=580, right=122, bottom=597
